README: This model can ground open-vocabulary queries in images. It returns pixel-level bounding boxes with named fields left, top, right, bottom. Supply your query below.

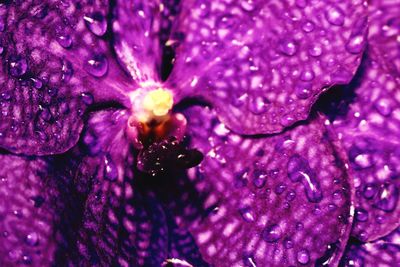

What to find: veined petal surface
left=167, top=0, right=367, bottom=135
left=178, top=106, right=354, bottom=266
left=0, top=1, right=133, bottom=156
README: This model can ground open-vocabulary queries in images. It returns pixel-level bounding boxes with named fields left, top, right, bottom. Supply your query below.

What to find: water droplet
left=40, top=107, right=52, bottom=122
left=262, top=224, right=282, bottom=242
left=61, top=60, right=73, bottom=82
left=217, top=15, right=237, bottom=29
left=355, top=208, right=368, bottom=222
left=56, top=33, right=73, bottom=48
left=363, top=183, right=377, bottom=199
left=231, top=93, right=248, bottom=107
left=241, top=0, right=256, bottom=12
left=84, top=12, right=107, bottom=36
left=104, top=154, right=118, bottom=181
left=9, top=55, right=28, bottom=77
left=300, top=70, right=315, bottom=81
left=80, top=92, right=94, bottom=105
left=279, top=39, right=298, bottom=56
left=275, top=183, right=286, bottom=195
left=297, top=249, right=310, bottom=265
left=280, top=115, right=295, bottom=127
left=346, top=34, right=366, bottom=54
left=315, top=242, right=339, bottom=266
left=238, top=206, right=255, bottom=223
left=353, top=153, right=373, bottom=169
left=249, top=96, right=268, bottom=115
left=286, top=190, right=296, bottom=201
left=302, top=20, right=315, bottom=32
left=308, top=45, right=322, bottom=57
left=296, top=222, right=304, bottom=231
left=333, top=190, right=343, bottom=201
left=325, top=6, right=345, bottom=26
left=375, top=98, right=393, bottom=116
left=0, top=45, right=4, bottom=55
left=253, top=169, right=267, bottom=188
left=1, top=91, right=11, bottom=101
left=287, top=155, right=323, bottom=203
left=22, top=254, right=32, bottom=265
left=84, top=54, right=108, bottom=77
left=30, top=78, right=43, bottom=89
left=374, top=183, right=399, bottom=212
left=243, top=255, right=257, bottom=267
left=284, top=238, right=294, bottom=249
left=295, top=82, right=313, bottom=99
left=382, top=17, right=400, bottom=37
left=25, top=232, right=38, bottom=246
left=330, top=68, right=352, bottom=83
left=313, top=206, right=322, bottom=215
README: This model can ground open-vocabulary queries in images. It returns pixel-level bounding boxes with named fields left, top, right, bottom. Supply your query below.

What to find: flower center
left=140, top=88, right=174, bottom=123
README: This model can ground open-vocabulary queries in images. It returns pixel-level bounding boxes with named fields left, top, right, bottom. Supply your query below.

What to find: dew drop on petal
left=355, top=208, right=368, bottom=222
left=56, top=33, right=73, bottom=48
left=80, top=92, right=94, bottom=105
left=325, top=6, right=345, bottom=26
left=104, top=154, right=118, bottom=181
left=9, top=55, right=28, bottom=77
left=279, top=39, right=298, bottom=56
left=274, top=183, right=286, bottom=195
left=84, top=12, right=107, bottom=37
left=25, top=232, right=38, bottom=246
left=346, top=34, right=366, bottom=54
left=373, top=183, right=399, bottom=212
left=253, top=169, right=267, bottom=188
left=302, top=20, right=315, bottom=32
left=375, top=98, right=393, bottom=116
left=300, top=70, right=315, bottom=81
left=297, top=249, right=310, bottom=265
left=84, top=54, right=108, bottom=77
left=30, top=78, right=43, bottom=89
left=295, top=82, right=312, bottom=99
left=238, top=206, right=255, bottom=223
left=363, top=183, right=378, bottom=199
left=308, top=44, right=322, bottom=57
left=249, top=96, right=268, bottom=115
left=61, top=60, right=73, bottom=82
left=284, top=238, right=294, bottom=249
left=263, top=224, right=282, bottom=242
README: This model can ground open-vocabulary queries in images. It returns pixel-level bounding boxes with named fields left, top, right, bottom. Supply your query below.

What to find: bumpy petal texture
left=340, top=227, right=400, bottom=266
left=175, top=106, right=354, bottom=266
left=112, top=0, right=162, bottom=82
left=0, top=1, right=133, bottom=156
left=0, top=154, right=58, bottom=266
left=318, top=0, right=400, bottom=242
left=166, top=0, right=367, bottom=135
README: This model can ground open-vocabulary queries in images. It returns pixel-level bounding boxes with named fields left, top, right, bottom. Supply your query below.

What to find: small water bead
left=346, top=34, right=366, bottom=54
left=375, top=98, right=393, bottom=116
left=84, top=12, right=107, bottom=37
left=382, top=17, right=400, bottom=37
left=1, top=91, right=11, bottom=101
left=280, top=115, right=295, bottom=127
left=308, top=45, right=322, bottom=57
left=241, top=0, right=256, bottom=12
left=22, top=254, right=32, bottom=265
left=300, top=70, right=315, bottom=81
left=302, top=20, right=315, bottom=33
left=217, top=15, right=237, bottom=29
left=84, top=54, right=108, bottom=77
left=61, top=60, right=73, bottom=82
left=297, top=249, right=310, bottom=265
left=313, top=206, right=322, bottom=215
left=104, top=154, right=118, bottom=181
left=263, top=224, right=282, bottom=242
left=284, top=238, right=294, bottom=249
left=363, top=183, right=377, bottom=199
left=80, top=92, right=94, bottom=105
left=25, top=232, right=39, bottom=246
left=56, top=33, right=73, bottom=49
left=243, top=255, right=257, bottom=267
left=231, top=93, right=248, bottom=108
left=286, top=190, right=296, bottom=201
left=9, top=55, right=28, bottom=77
left=353, top=153, right=373, bottom=169
left=296, top=222, right=304, bottom=231
left=376, top=216, right=385, bottom=224
left=355, top=208, right=368, bottom=222
left=30, top=78, right=43, bottom=89
left=249, top=96, right=268, bottom=115
left=238, top=206, right=255, bottom=223
left=0, top=45, right=4, bottom=55
left=328, top=203, right=337, bottom=211
left=325, top=6, right=345, bottom=26
left=279, top=39, right=298, bottom=56
left=275, top=183, right=286, bottom=195
left=253, top=169, right=267, bottom=188
left=374, top=183, right=399, bottom=212
left=295, top=82, right=312, bottom=99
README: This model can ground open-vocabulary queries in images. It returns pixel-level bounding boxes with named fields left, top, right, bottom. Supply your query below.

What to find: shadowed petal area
left=112, top=0, right=162, bottom=82
left=0, top=1, right=133, bottom=156
left=340, top=227, right=400, bottom=266
left=69, top=109, right=170, bottom=266
left=317, top=4, right=400, bottom=240
left=166, top=0, right=367, bottom=135
left=177, top=106, right=353, bottom=266
left=0, top=155, right=58, bottom=266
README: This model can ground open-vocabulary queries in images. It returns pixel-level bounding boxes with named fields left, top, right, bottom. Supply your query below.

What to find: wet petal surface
left=167, top=0, right=367, bottom=135
left=0, top=1, right=132, bottom=155
left=340, top=227, right=400, bottom=266
left=319, top=0, right=400, bottom=240
left=0, top=155, right=58, bottom=266
left=112, top=0, right=162, bottom=82
left=178, top=106, right=353, bottom=266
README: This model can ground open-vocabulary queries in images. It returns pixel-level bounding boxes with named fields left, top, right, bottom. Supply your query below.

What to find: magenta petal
left=166, top=0, right=367, bottom=135
left=0, top=155, right=58, bottom=266
left=0, top=2, right=132, bottom=156
left=112, top=0, right=162, bottom=82
left=341, top=227, right=400, bottom=266
left=179, top=106, right=353, bottom=266
left=74, top=109, right=169, bottom=266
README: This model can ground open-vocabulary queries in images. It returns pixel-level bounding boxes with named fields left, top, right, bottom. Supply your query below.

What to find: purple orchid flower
left=0, top=0, right=399, bottom=266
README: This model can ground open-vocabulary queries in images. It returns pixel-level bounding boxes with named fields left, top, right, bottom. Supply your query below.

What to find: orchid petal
left=166, top=0, right=367, bottom=135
